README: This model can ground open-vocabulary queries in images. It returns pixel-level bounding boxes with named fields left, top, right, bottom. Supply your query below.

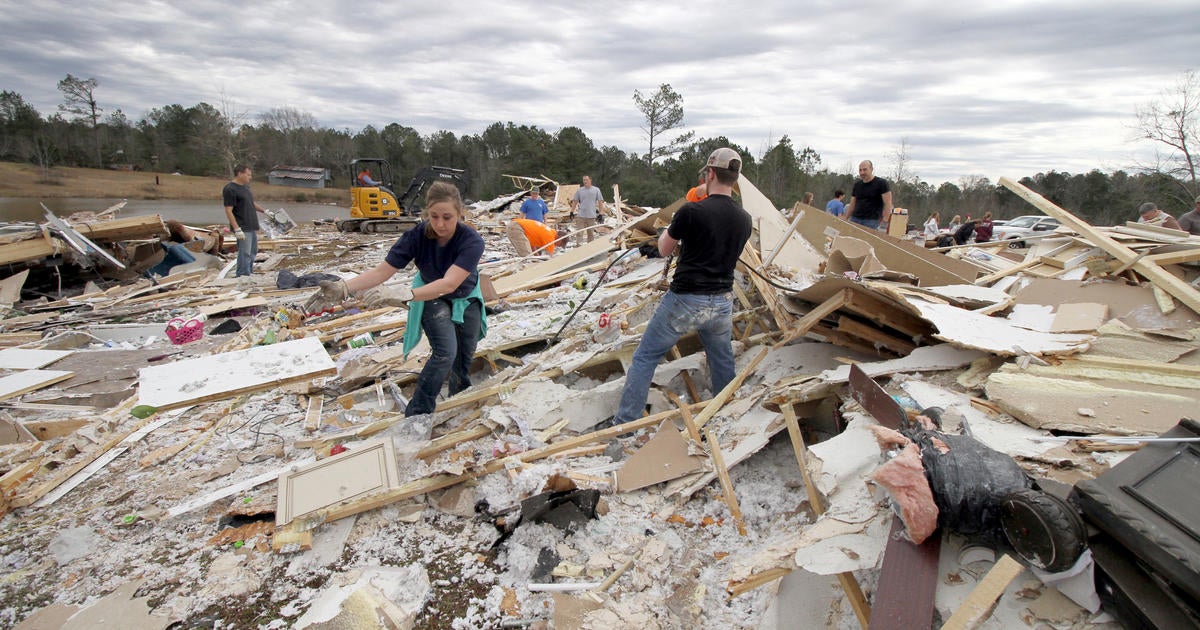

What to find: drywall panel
left=138, top=336, right=335, bottom=410
left=0, top=370, right=74, bottom=401
left=276, top=438, right=399, bottom=525
left=737, top=174, right=824, bottom=273
left=0, top=348, right=73, bottom=370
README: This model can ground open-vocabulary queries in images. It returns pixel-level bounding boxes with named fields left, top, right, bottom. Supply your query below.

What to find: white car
left=993, top=215, right=1061, bottom=248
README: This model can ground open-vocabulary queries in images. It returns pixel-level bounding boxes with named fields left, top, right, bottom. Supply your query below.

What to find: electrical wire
left=548, top=246, right=641, bottom=345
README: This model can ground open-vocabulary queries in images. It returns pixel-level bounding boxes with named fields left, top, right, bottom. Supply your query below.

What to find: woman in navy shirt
left=308, top=181, right=486, bottom=416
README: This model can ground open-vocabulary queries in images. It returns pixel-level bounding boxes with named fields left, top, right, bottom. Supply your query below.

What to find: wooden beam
left=836, top=316, right=917, bottom=355
left=1000, top=176, right=1200, bottom=315
left=667, top=391, right=703, bottom=444
left=303, top=395, right=323, bottom=432
left=704, top=428, right=747, bottom=536
left=940, top=555, right=1023, bottom=630
left=692, top=347, right=769, bottom=431
left=773, top=289, right=851, bottom=348
left=1145, top=248, right=1200, bottom=266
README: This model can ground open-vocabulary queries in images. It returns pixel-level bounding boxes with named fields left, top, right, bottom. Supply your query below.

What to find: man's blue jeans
left=848, top=216, right=880, bottom=230
left=407, top=298, right=482, bottom=417
left=614, top=291, right=735, bottom=424
left=235, top=229, right=258, bottom=277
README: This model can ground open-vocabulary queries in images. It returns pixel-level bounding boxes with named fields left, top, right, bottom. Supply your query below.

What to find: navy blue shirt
left=222, top=182, right=260, bottom=231
left=384, top=222, right=484, bottom=299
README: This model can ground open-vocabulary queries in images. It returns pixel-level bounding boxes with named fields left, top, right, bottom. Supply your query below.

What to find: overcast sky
left=2, top=0, right=1197, bottom=186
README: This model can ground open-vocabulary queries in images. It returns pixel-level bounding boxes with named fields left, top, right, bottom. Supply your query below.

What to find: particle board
left=276, top=438, right=399, bottom=526
left=137, top=336, right=335, bottom=410
left=614, top=420, right=705, bottom=492
left=0, top=370, right=74, bottom=402
left=0, top=348, right=73, bottom=370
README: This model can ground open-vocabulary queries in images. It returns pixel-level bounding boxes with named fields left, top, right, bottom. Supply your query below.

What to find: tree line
left=2, top=75, right=1197, bottom=228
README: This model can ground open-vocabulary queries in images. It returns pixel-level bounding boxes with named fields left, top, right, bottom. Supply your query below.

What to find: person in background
left=844, top=160, right=893, bottom=230
left=519, top=187, right=549, bottom=222
left=612, top=148, right=752, bottom=426
left=686, top=170, right=708, bottom=202
left=923, top=211, right=940, bottom=240
left=953, top=218, right=977, bottom=245
left=975, top=211, right=994, bottom=243
left=1138, top=201, right=1183, bottom=230
left=1178, top=196, right=1200, bottom=235
left=948, top=214, right=962, bottom=233
left=222, top=164, right=269, bottom=277
left=825, top=190, right=846, bottom=217
left=507, top=217, right=559, bottom=257
left=305, top=182, right=486, bottom=417
left=570, top=175, right=606, bottom=245
left=358, top=168, right=380, bottom=187
left=801, top=192, right=815, bottom=206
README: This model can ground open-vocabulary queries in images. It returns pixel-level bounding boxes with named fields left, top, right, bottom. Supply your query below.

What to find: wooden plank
left=416, top=424, right=492, bottom=460
left=1145, top=248, right=1200, bottom=266
left=940, top=555, right=1023, bottom=630
left=836, top=316, right=917, bottom=355
left=867, top=517, right=941, bottom=630
left=692, top=347, right=770, bottom=431
left=0, top=232, right=60, bottom=266
left=773, top=289, right=851, bottom=348
left=0, top=370, right=73, bottom=402
left=739, top=245, right=794, bottom=330
left=666, top=391, right=703, bottom=444
left=68, top=214, right=169, bottom=241
left=704, top=428, right=747, bottom=536
left=166, top=460, right=315, bottom=518
left=303, top=395, right=323, bottom=432
left=1000, top=177, right=1200, bottom=316
left=138, top=336, right=335, bottom=410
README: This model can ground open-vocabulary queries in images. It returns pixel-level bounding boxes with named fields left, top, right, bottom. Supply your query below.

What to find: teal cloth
left=402, top=273, right=488, bottom=359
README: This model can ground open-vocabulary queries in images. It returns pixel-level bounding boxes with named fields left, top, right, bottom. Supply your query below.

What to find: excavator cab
left=338, top=160, right=469, bottom=233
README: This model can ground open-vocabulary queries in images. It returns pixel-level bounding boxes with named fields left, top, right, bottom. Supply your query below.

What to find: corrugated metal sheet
left=269, top=165, right=328, bottom=181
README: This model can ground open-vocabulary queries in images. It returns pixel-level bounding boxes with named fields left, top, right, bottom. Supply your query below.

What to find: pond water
left=0, top=198, right=350, bottom=225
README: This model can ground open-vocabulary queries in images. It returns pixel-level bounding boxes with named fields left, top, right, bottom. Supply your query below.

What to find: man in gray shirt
left=570, top=175, right=606, bottom=245
left=1179, top=196, right=1200, bottom=236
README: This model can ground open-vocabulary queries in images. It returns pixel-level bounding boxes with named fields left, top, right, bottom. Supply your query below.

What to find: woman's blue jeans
left=614, top=291, right=734, bottom=424
left=406, top=298, right=482, bottom=417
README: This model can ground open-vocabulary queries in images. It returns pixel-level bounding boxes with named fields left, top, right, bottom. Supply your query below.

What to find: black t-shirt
left=850, top=177, right=891, bottom=221
left=667, top=194, right=752, bottom=294
left=222, top=182, right=260, bottom=231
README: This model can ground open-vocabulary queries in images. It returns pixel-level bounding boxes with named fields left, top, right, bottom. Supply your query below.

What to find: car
left=992, top=215, right=1062, bottom=248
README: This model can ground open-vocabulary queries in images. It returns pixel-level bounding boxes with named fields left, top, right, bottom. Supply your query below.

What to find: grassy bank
left=0, top=162, right=347, bottom=205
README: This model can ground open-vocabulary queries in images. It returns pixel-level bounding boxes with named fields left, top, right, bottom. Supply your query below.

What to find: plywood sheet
left=0, top=370, right=74, bottom=401
left=791, top=204, right=979, bottom=286
left=276, top=438, right=399, bottom=525
left=615, top=420, right=705, bottom=492
left=736, top=174, right=823, bottom=273
left=138, top=336, right=335, bottom=410
left=492, top=225, right=621, bottom=297
left=1013, top=278, right=1200, bottom=329
left=0, top=348, right=72, bottom=370
left=1050, top=302, right=1109, bottom=333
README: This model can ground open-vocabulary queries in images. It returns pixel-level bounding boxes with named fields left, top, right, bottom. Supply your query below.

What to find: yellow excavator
left=337, top=158, right=469, bottom=233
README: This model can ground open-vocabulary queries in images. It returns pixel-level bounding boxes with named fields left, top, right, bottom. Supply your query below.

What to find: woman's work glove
left=361, top=286, right=414, bottom=309
left=303, top=279, right=350, bottom=313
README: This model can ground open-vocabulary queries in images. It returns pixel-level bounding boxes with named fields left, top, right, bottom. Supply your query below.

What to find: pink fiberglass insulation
left=870, top=442, right=940, bottom=544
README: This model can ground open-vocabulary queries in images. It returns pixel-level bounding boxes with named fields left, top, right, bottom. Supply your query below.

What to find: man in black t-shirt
left=844, top=160, right=893, bottom=231
left=222, top=164, right=269, bottom=277
left=613, top=148, right=753, bottom=425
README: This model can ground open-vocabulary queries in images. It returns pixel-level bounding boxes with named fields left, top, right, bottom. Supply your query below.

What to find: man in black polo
left=844, top=160, right=893, bottom=231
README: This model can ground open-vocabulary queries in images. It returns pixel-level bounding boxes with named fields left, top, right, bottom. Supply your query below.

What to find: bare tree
left=1134, top=70, right=1199, bottom=205
left=890, top=137, right=913, bottom=185
left=633, top=83, right=695, bottom=171
left=57, top=74, right=103, bottom=167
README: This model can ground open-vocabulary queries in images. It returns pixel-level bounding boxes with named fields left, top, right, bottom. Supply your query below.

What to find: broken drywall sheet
left=500, top=378, right=576, bottom=431
left=59, top=580, right=171, bottom=630
left=985, top=371, right=1194, bottom=434
left=902, top=296, right=1093, bottom=356
left=667, top=401, right=779, bottom=498
left=1006, top=304, right=1056, bottom=332
left=1050, top=302, right=1109, bottom=333
left=923, top=284, right=1014, bottom=308
left=287, top=515, right=359, bottom=577
left=899, top=380, right=1058, bottom=459
left=792, top=508, right=891, bottom=575
left=615, top=420, right=705, bottom=492
left=737, top=174, right=824, bottom=274
left=757, top=342, right=866, bottom=384
left=1013, top=277, right=1200, bottom=329
left=0, top=348, right=73, bottom=370
left=276, top=438, right=399, bottom=525
left=292, top=565, right=431, bottom=630
left=0, top=369, right=74, bottom=401
left=806, top=414, right=883, bottom=513
left=138, top=335, right=335, bottom=409
left=817, top=343, right=987, bottom=383
left=757, top=569, right=839, bottom=630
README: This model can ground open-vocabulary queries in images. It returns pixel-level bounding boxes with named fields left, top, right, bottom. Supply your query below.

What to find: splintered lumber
left=1000, top=177, right=1200, bottom=315
left=940, top=555, right=1024, bottom=630
left=69, top=214, right=168, bottom=241
left=692, top=347, right=770, bottom=431
left=775, top=289, right=851, bottom=348
left=782, top=404, right=872, bottom=629
left=0, top=230, right=61, bottom=266
left=292, top=401, right=708, bottom=529
left=705, top=428, right=747, bottom=536
left=303, top=396, right=324, bottom=432
left=739, top=245, right=793, bottom=331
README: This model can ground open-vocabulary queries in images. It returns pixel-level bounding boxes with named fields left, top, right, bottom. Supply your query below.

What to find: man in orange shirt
left=686, top=169, right=708, bottom=202
left=508, top=218, right=559, bottom=257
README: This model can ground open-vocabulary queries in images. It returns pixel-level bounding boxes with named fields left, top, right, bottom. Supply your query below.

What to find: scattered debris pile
left=0, top=176, right=1198, bottom=629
